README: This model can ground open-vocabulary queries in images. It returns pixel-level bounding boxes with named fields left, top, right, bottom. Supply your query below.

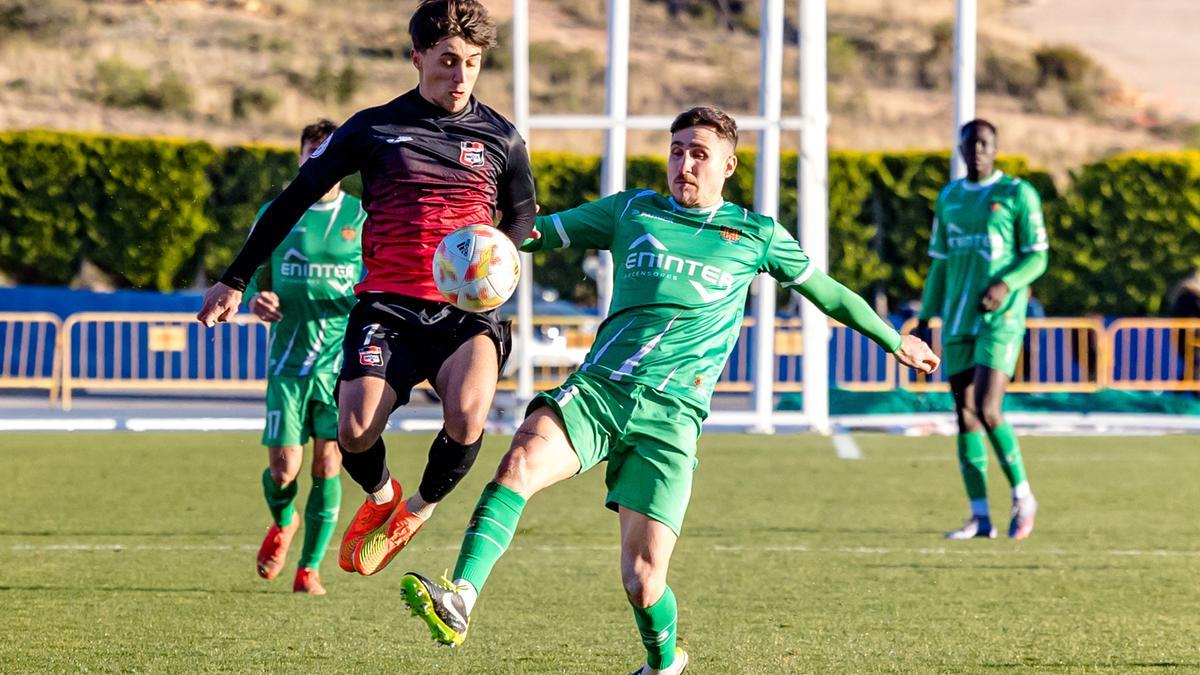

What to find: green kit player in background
left=248, top=120, right=366, bottom=594
left=398, top=107, right=940, bottom=673
left=916, top=119, right=1048, bottom=541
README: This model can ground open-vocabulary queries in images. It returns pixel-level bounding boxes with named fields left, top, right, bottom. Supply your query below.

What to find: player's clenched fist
left=196, top=282, right=243, bottom=327
left=892, top=334, right=940, bottom=374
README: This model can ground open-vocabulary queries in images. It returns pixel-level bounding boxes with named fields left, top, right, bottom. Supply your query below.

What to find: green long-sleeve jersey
left=918, top=171, right=1049, bottom=339
left=524, top=188, right=902, bottom=412
left=244, top=192, right=365, bottom=377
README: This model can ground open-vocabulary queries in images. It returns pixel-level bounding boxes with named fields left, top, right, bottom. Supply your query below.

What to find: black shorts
left=338, top=293, right=512, bottom=408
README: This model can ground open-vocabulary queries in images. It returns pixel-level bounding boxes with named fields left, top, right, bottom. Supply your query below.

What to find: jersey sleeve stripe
left=783, top=265, right=816, bottom=288
left=1021, top=243, right=1049, bottom=253
left=929, top=250, right=947, bottom=259
left=551, top=213, right=571, bottom=248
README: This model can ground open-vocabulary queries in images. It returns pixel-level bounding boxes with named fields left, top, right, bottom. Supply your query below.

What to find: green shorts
left=943, top=332, right=1025, bottom=378
left=528, top=371, right=704, bottom=536
left=262, top=372, right=339, bottom=447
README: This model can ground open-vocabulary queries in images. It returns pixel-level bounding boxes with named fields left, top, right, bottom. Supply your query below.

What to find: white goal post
left=508, top=0, right=978, bottom=433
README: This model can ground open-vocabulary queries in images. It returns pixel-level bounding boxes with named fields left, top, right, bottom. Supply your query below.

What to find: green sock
left=261, top=468, right=298, bottom=527
left=299, top=475, right=342, bottom=570
left=632, top=585, right=678, bottom=670
left=452, top=482, right=527, bottom=593
left=986, top=422, right=1028, bottom=488
left=957, top=432, right=989, bottom=515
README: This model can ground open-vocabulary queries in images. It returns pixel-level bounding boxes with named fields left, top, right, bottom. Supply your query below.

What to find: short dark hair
left=300, top=119, right=337, bottom=152
left=409, top=0, right=498, bottom=52
left=670, top=106, right=738, bottom=148
left=959, top=118, right=997, bottom=140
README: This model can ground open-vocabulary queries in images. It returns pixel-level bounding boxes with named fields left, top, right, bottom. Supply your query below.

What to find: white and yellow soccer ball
left=432, top=224, right=521, bottom=312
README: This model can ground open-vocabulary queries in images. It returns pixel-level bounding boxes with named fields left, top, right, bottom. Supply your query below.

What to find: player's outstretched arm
left=792, top=270, right=938, bottom=374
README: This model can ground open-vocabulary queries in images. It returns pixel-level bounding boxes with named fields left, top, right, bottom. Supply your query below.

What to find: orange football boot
left=293, top=566, right=327, bottom=595
left=352, top=500, right=426, bottom=576
left=256, top=517, right=300, bottom=580
left=338, top=477, right=402, bottom=573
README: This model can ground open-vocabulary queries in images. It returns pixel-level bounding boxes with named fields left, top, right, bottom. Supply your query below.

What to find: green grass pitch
left=2, top=431, right=1198, bottom=673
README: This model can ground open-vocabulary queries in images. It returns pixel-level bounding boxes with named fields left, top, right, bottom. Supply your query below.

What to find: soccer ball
left=432, top=224, right=521, bottom=312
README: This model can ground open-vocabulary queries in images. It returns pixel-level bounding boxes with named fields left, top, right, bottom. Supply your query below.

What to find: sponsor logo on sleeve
left=358, top=345, right=383, bottom=367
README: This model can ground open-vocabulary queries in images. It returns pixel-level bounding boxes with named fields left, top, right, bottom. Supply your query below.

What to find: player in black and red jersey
left=197, top=0, right=536, bottom=578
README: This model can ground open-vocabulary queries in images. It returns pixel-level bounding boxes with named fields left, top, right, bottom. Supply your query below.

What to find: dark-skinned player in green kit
left=916, top=119, right=1049, bottom=541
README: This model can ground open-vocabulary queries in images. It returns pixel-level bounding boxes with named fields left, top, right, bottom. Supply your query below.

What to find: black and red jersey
left=221, top=88, right=536, bottom=301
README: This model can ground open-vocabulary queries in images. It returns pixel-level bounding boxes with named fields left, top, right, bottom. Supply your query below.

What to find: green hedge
left=0, top=129, right=1197, bottom=316
left=0, top=131, right=215, bottom=289
left=1040, top=152, right=1200, bottom=315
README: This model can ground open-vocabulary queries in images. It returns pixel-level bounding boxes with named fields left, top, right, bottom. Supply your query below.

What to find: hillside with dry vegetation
left=0, top=0, right=1195, bottom=172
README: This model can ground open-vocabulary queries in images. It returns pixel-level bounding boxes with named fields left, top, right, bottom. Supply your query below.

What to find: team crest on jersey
left=358, top=345, right=383, bottom=367
left=459, top=141, right=486, bottom=167
left=719, top=226, right=742, bottom=243
left=990, top=202, right=1003, bottom=212
left=341, top=226, right=356, bottom=241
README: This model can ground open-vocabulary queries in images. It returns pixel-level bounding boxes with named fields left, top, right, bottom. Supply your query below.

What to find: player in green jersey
left=397, top=107, right=940, bottom=673
left=916, top=119, right=1048, bottom=541
left=248, top=120, right=366, bottom=594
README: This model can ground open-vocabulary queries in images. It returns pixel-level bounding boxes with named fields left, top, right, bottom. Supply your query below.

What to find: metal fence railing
left=1107, top=318, right=1200, bottom=392
left=1, top=311, right=1197, bottom=408
left=898, top=317, right=1109, bottom=392
left=61, top=312, right=269, bottom=410
left=0, top=312, right=63, bottom=403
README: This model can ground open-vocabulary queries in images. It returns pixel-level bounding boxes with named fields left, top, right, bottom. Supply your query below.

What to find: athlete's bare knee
left=621, top=563, right=665, bottom=608
left=443, top=408, right=486, bottom=445
left=311, top=448, right=341, bottom=478
left=493, top=446, right=532, bottom=492
left=337, top=422, right=377, bottom=454
left=269, top=464, right=299, bottom=486
left=979, top=406, right=1005, bottom=431
left=957, top=404, right=983, bottom=434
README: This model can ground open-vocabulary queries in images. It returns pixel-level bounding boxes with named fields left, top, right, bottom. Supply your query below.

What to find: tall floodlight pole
left=597, top=0, right=631, bottom=317
left=799, top=0, right=830, bottom=434
left=751, top=0, right=784, bottom=434
left=512, top=0, right=534, bottom=410
left=952, top=0, right=977, bottom=180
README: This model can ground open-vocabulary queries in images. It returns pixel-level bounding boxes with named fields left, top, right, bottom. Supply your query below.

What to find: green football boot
left=400, top=572, right=471, bottom=648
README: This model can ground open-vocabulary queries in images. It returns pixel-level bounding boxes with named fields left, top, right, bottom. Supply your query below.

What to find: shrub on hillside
left=94, top=59, right=194, bottom=114
left=1034, top=44, right=1106, bottom=115
left=230, top=85, right=279, bottom=120
left=0, top=0, right=82, bottom=38
left=308, top=62, right=361, bottom=105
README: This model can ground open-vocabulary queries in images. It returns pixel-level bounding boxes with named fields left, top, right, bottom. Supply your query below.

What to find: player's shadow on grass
left=0, top=585, right=277, bottom=595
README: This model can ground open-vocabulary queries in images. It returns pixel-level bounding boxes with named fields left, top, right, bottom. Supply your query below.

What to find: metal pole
left=952, top=0, right=977, bottom=180
left=751, top=0, right=784, bottom=434
left=597, top=0, right=630, bottom=317
left=799, top=0, right=830, bottom=434
left=511, top=0, right=535, bottom=408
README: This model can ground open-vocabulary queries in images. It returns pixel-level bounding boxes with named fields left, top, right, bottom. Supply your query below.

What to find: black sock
left=417, top=428, right=483, bottom=503
left=339, top=436, right=389, bottom=494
